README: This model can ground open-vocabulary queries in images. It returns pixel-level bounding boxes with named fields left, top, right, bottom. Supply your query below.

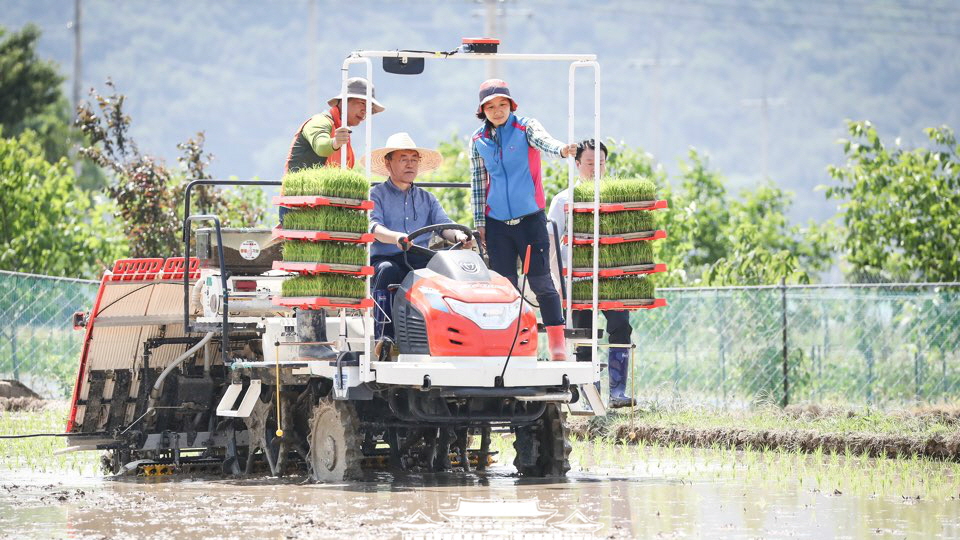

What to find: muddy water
left=2, top=444, right=958, bottom=539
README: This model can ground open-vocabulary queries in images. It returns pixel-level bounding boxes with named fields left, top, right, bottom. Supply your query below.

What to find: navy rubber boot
left=608, top=347, right=636, bottom=409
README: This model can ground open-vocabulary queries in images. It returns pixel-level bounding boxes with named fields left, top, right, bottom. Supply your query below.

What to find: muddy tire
left=513, top=403, right=572, bottom=477
left=307, top=397, right=362, bottom=482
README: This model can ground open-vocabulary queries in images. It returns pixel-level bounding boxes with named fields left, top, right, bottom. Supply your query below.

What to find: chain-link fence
left=2, top=270, right=958, bottom=406
left=630, top=283, right=960, bottom=407
left=0, top=271, right=98, bottom=399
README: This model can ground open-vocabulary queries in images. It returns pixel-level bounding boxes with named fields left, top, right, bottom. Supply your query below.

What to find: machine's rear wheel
left=307, top=397, right=362, bottom=482
left=513, top=403, right=572, bottom=477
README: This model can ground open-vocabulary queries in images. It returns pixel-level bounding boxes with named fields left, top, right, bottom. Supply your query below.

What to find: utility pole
left=308, top=0, right=319, bottom=113
left=473, top=0, right=531, bottom=80
left=741, top=79, right=785, bottom=180
left=483, top=0, right=501, bottom=79
left=71, top=0, right=83, bottom=176
left=630, top=40, right=681, bottom=162
left=72, top=0, right=82, bottom=111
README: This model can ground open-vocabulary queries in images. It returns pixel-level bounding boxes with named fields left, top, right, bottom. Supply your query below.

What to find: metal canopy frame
left=338, top=47, right=605, bottom=384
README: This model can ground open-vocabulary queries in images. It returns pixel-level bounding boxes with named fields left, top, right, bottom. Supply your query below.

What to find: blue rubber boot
left=608, top=348, right=636, bottom=408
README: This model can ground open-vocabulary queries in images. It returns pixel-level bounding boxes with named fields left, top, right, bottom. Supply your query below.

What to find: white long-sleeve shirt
left=547, top=186, right=574, bottom=266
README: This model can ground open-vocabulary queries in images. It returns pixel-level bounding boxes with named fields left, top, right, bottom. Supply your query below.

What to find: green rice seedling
left=571, top=276, right=655, bottom=301
left=573, top=177, right=657, bottom=203
left=281, top=274, right=367, bottom=299
left=572, top=211, right=656, bottom=235
left=571, top=241, right=654, bottom=268
left=282, top=240, right=367, bottom=266
left=282, top=207, right=368, bottom=233
left=281, top=166, right=370, bottom=199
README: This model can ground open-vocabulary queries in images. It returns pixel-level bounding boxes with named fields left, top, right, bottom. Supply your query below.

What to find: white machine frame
left=327, top=47, right=606, bottom=396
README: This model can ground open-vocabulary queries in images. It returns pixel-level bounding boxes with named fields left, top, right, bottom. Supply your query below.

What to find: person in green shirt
left=284, top=77, right=385, bottom=173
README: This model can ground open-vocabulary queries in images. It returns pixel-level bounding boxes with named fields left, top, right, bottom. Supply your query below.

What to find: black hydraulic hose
left=498, top=246, right=533, bottom=386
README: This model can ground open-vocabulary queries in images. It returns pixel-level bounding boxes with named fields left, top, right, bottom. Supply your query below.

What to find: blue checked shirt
left=369, top=178, right=453, bottom=257
left=470, top=117, right=565, bottom=228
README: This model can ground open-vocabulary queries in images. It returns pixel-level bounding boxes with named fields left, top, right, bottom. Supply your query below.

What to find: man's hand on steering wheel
left=451, top=230, right=472, bottom=248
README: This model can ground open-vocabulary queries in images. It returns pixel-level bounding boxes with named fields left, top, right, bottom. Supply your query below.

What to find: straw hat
left=327, top=77, right=385, bottom=114
left=366, top=133, right=443, bottom=177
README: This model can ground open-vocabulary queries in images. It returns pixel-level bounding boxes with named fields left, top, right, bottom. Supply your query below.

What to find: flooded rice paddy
left=2, top=436, right=959, bottom=539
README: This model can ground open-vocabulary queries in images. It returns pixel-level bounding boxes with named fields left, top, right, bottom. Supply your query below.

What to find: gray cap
left=327, top=77, right=385, bottom=114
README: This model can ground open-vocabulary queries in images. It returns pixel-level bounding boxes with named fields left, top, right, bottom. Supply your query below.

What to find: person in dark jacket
left=468, top=79, right=577, bottom=361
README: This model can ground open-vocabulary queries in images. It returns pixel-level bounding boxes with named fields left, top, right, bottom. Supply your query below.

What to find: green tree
left=0, top=129, right=124, bottom=277
left=0, top=24, right=107, bottom=191
left=0, top=25, right=63, bottom=140
left=77, top=81, right=264, bottom=258
left=826, top=121, right=960, bottom=283
left=0, top=23, right=73, bottom=165
left=704, top=183, right=833, bottom=286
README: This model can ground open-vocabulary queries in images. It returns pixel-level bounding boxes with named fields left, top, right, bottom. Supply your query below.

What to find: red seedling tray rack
left=273, top=261, right=373, bottom=276
left=564, top=229, right=667, bottom=245
left=273, top=296, right=374, bottom=310
left=566, top=199, right=669, bottom=213
left=273, top=195, right=374, bottom=211
left=273, top=226, right=374, bottom=244
left=565, top=298, right=668, bottom=311
left=562, top=263, right=667, bottom=278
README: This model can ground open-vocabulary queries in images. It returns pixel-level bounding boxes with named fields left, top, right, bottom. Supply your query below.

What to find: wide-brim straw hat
left=327, top=77, right=385, bottom=114
left=365, top=132, right=443, bottom=177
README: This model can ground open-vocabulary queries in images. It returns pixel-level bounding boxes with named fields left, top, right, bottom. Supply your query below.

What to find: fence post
left=717, top=290, right=727, bottom=406
left=781, top=277, right=789, bottom=408
left=11, top=274, right=21, bottom=381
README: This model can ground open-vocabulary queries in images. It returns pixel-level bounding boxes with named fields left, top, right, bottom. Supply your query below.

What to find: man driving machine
left=368, top=132, right=471, bottom=341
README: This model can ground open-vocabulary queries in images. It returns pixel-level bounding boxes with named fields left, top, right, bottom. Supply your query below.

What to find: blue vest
left=472, top=114, right=545, bottom=221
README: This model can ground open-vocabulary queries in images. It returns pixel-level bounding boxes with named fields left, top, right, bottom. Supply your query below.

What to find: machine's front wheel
left=307, top=397, right=362, bottom=482
left=513, top=403, right=572, bottom=477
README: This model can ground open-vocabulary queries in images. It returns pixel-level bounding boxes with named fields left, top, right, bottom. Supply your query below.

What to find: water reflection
left=1, top=445, right=959, bottom=539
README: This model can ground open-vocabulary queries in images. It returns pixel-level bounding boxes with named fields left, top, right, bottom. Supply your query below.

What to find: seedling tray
left=273, top=261, right=374, bottom=276
left=563, top=229, right=667, bottom=245
left=273, top=296, right=374, bottom=310
left=566, top=199, right=669, bottom=213
left=562, top=263, right=667, bottom=278
left=273, top=195, right=374, bottom=211
left=273, top=226, right=374, bottom=244
left=565, top=298, right=667, bottom=311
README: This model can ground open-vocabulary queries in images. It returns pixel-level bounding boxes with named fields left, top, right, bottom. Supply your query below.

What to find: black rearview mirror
left=383, top=56, right=425, bottom=75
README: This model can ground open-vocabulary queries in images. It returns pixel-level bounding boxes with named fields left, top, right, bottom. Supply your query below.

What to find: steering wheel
left=398, top=223, right=484, bottom=270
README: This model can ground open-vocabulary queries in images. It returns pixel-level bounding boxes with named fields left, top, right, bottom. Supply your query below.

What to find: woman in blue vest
left=469, top=79, right=578, bottom=361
